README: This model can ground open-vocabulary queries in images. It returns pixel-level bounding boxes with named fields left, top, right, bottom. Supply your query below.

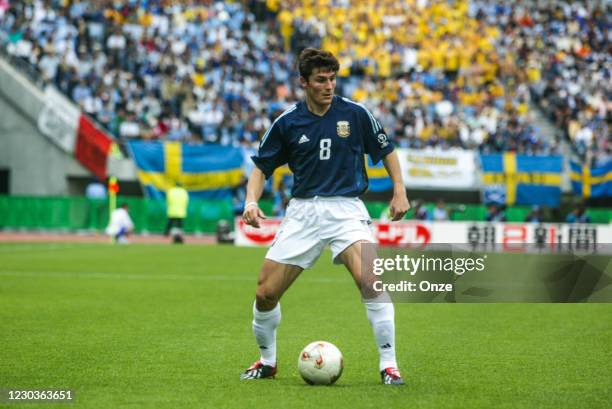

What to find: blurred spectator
left=412, top=200, right=430, bottom=221
left=485, top=204, right=507, bottom=222
left=85, top=178, right=107, bottom=200
left=524, top=205, right=543, bottom=223
left=119, top=111, right=141, bottom=139
left=86, top=177, right=107, bottom=231
left=432, top=199, right=449, bottom=221
left=0, top=0, right=8, bottom=18
left=566, top=205, right=591, bottom=224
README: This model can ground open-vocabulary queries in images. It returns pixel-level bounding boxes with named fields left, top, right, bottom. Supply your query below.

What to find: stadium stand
left=1, top=1, right=610, bottom=215
left=488, top=0, right=611, bottom=165
left=1, top=0, right=293, bottom=148
left=278, top=0, right=553, bottom=153
left=4, top=0, right=607, bottom=159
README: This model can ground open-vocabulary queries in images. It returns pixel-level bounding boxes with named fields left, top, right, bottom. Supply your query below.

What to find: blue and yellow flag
left=128, top=141, right=244, bottom=199
left=480, top=153, right=562, bottom=206
left=366, top=156, right=392, bottom=192
left=570, top=161, right=612, bottom=198
left=271, top=164, right=293, bottom=191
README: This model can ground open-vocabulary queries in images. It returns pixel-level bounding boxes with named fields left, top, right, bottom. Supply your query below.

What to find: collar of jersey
left=302, top=96, right=336, bottom=118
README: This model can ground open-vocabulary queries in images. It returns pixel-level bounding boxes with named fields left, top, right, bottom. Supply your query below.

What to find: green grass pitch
left=0, top=243, right=611, bottom=408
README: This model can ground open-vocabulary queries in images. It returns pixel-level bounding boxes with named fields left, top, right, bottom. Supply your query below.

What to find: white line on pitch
left=0, top=271, right=348, bottom=284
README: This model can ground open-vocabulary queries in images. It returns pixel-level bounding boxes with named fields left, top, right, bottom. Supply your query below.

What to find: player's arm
left=359, top=105, right=410, bottom=222
left=244, top=110, right=291, bottom=227
left=382, top=151, right=410, bottom=221
left=242, top=167, right=267, bottom=228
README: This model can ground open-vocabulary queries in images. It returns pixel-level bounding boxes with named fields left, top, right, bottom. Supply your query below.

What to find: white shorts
left=266, top=196, right=374, bottom=269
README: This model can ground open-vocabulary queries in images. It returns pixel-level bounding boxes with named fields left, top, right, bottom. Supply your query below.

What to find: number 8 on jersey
left=320, top=138, right=331, bottom=160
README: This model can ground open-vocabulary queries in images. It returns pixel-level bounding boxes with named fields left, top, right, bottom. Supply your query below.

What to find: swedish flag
left=365, top=156, right=392, bottom=192
left=129, top=141, right=244, bottom=199
left=271, top=164, right=293, bottom=191
left=481, top=153, right=562, bottom=206
left=570, top=161, right=612, bottom=198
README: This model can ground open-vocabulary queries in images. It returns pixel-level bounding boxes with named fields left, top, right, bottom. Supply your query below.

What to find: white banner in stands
left=235, top=218, right=612, bottom=250
left=37, top=86, right=81, bottom=154
left=396, top=148, right=477, bottom=189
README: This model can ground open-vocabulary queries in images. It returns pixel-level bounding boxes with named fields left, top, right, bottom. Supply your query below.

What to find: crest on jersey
left=336, top=121, right=350, bottom=138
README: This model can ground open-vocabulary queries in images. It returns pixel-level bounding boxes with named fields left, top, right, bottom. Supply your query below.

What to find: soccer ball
left=297, top=341, right=343, bottom=385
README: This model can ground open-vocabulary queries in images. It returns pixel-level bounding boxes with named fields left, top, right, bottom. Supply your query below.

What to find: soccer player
left=240, top=48, right=410, bottom=385
left=105, top=203, right=134, bottom=244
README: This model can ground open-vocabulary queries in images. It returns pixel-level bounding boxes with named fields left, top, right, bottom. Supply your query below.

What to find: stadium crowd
left=2, top=0, right=294, bottom=147
left=280, top=0, right=550, bottom=154
left=0, top=0, right=609, bottom=161
left=469, top=0, right=610, bottom=164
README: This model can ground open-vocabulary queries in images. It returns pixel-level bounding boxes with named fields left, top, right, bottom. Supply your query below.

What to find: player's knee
left=255, top=286, right=279, bottom=310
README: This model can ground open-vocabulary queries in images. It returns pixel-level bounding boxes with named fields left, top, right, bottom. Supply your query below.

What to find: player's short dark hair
left=298, top=48, right=339, bottom=79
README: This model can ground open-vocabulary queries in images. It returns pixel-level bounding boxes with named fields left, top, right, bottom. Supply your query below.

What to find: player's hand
left=242, top=203, right=267, bottom=228
left=389, top=194, right=410, bottom=221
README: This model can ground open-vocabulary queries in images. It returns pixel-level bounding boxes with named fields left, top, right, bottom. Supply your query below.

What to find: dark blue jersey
left=251, top=96, right=394, bottom=198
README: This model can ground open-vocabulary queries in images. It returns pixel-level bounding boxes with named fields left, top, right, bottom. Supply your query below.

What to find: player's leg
left=337, top=241, right=405, bottom=385
left=116, top=227, right=129, bottom=244
left=255, top=259, right=303, bottom=311
left=242, top=198, right=324, bottom=380
left=164, top=218, right=173, bottom=237
left=171, top=218, right=184, bottom=243
left=322, top=198, right=403, bottom=382
left=241, top=259, right=303, bottom=380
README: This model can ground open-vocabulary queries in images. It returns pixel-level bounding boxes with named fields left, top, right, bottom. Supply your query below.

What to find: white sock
left=365, top=301, right=398, bottom=371
left=252, top=301, right=281, bottom=367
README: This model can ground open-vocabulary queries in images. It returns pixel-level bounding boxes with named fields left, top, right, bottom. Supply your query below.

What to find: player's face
left=301, top=68, right=336, bottom=108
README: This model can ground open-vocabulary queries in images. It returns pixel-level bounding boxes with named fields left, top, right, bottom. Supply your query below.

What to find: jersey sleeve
left=360, top=108, right=394, bottom=164
left=251, top=121, right=288, bottom=179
